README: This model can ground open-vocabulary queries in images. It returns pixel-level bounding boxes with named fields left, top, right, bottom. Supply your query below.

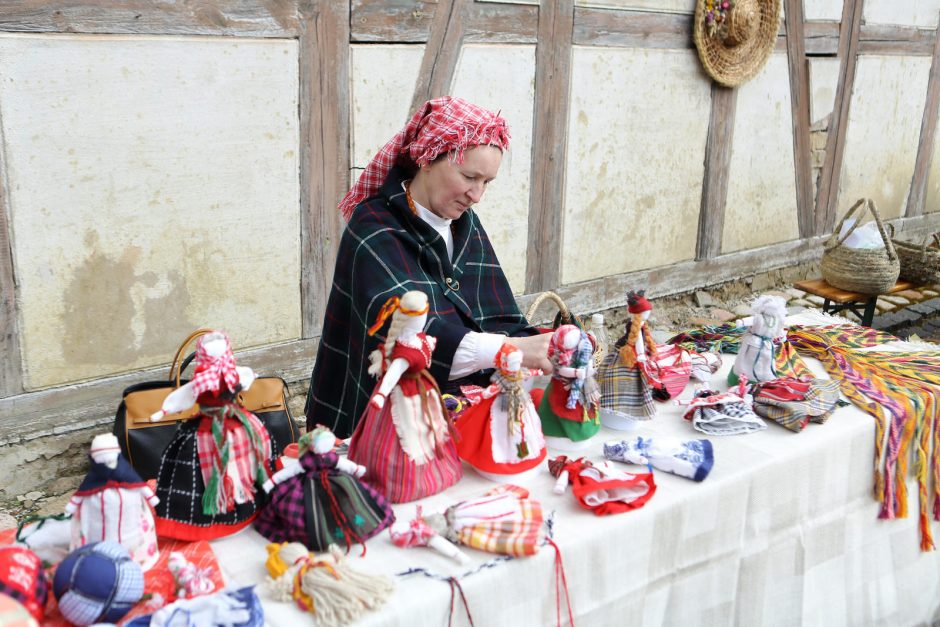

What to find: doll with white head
left=597, top=290, right=658, bottom=429
left=454, top=343, right=547, bottom=482
left=730, top=294, right=788, bottom=385
left=347, top=290, right=462, bottom=503
left=536, top=324, right=601, bottom=451
left=256, top=425, right=394, bottom=552
left=66, top=433, right=160, bottom=570
left=153, top=330, right=274, bottom=541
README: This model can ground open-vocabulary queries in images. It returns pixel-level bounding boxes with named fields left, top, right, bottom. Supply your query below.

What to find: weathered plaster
left=803, top=0, right=843, bottom=22
left=451, top=44, right=535, bottom=295
left=723, top=54, right=800, bottom=254
left=0, top=34, right=301, bottom=389
left=562, top=46, right=710, bottom=284
left=838, top=55, right=932, bottom=220
left=863, top=0, right=940, bottom=30
left=924, top=101, right=940, bottom=213
left=809, top=58, right=841, bottom=126
left=349, top=44, right=424, bottom=187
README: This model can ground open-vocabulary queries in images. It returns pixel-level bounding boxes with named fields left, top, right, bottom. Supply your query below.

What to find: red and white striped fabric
left=338, top=96, right=512, bottom=220
left=190, top=332, right=240, bottom=397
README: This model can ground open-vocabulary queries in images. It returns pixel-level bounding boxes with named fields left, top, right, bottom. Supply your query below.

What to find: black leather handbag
left=113, top=329, right=298, bottom=480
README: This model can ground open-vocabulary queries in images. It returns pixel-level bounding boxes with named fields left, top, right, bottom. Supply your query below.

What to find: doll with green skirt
left=537, top=324, right=600, bottom=451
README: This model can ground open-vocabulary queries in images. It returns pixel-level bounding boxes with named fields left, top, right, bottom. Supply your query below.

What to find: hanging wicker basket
left=821, top=198, right=899, bottom=295
left=888, top=225, right=940, bottom=285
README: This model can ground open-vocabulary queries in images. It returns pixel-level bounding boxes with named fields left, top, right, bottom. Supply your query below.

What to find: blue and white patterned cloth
left=604, top=436, right=714, bottom=482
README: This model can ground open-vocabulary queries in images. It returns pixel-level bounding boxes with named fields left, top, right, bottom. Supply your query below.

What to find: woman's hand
left=505, top=334, right=553, bottom=374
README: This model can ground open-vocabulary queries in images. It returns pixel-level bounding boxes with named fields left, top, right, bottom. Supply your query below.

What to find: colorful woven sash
left=788, top=324, right=940, bottom=551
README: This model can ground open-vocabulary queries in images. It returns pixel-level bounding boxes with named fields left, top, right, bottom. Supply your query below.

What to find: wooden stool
left=793, top=278, right=914, bottom=327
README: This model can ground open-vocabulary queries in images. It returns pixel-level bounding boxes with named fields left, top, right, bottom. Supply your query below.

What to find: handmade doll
left=598, top=291, right=657, bottom=428
left=348, top=290, right=462, bottom=503
left=390, top=485, right=544, bottom=559
left=604, top=436, right=714, bottom=482
left=547, top=455, right=656, bottom=515
left=730, top=294, right=787, bottom=385
left=681, top=380, right=766, bottom=436
left=152, top=330, right=274, bottom=541
left=266, top=542, right=394, bottom=627
left=455, top=343, right=547, bottom=482
left=256, top=426, right=394, bottom=553
left=66, top=433, right=160, bottom=570
left=537, top=325, right=600, bottom=450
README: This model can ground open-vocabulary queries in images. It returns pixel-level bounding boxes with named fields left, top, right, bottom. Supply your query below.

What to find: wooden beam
left=0, top=122, right=22, bottom=399
left=0, top=0, right=299, bottom=37
left=410, top=0, right=473, bottom=113
left=298, top=1, right=349, bottom=338
left=350, top=0, right=434, bottom=43
left=858, top=23, right=937, bottom=56
left=905, top=14, right=940, bottom=218
left=814, top=0, right=863, bottom=235
left=805, top=21, right=840, bottom=56
left=0, top=337, right=320, bottom=446
left=525, top=0, right=574, bottom=293
left=572, top=7, right=692, bottom=49
left=696, top=85, right=737, bottom=260
left=465, top=1, right=538, bottom=44
left=785, top=0, right=815, bottom=238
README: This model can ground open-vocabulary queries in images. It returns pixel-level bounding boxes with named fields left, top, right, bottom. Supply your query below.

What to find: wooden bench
left=793, top=278, right=915, bottom=327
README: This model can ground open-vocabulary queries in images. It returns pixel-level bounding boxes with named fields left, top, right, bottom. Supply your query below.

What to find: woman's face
left=415, top=145, right=503, bottom=220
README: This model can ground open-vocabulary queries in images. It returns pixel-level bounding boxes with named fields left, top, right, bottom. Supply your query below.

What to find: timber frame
left=2, top=1, right=940, bottom=444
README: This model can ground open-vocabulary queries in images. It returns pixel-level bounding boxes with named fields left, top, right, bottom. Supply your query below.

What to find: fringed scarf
left=788, top=324, right=940, bottom=551
left=196, top=403, right=272, bottom=516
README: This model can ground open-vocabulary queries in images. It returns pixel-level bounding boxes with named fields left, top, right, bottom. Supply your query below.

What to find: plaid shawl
left=338, top=96, right=511, bottom=220
left=306, top=165, right=534, bottom=438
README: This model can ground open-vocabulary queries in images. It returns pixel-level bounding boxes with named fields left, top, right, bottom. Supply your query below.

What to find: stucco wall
left=0, top=34, right=301, bottom=390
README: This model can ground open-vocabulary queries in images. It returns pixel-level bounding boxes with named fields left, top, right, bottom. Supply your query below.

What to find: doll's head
left=548, top=325, right=581, bottom=365
left=494, top=343, right=523, bottom=374
left=750, top=295, right=787, bottom=338
left=396, top=291, right=429, bottom=332
left=90, top=433, right=121, bottom=469
left=627, top=290, right=652, bottom=323
left=192, top=330, right=241, bottom=395
left=301, top=425, right=336, bottom=455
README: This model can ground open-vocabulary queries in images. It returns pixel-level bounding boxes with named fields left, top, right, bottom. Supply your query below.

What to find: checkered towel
left=752, top=377, right=841, bottom=432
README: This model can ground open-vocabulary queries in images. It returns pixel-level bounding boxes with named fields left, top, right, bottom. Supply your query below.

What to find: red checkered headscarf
left=339, top=96, right=512, bottom=221
left=191, top=331, right=240, bottom=397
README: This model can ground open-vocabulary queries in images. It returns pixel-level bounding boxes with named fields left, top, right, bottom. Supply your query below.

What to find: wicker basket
left=821, top=198, right=899, bottom=295
left=889, top=225, right=940, bottom=285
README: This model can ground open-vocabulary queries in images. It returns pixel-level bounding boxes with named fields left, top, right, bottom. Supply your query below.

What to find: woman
left=305, top=96, right=550, bottom=438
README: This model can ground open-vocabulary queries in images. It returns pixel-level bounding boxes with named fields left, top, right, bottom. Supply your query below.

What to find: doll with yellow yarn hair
left=598, top=291, right=658, bottom=428
left=265, top=542, right=394, bottom=627
left=347, top=290, right=462, bottom=503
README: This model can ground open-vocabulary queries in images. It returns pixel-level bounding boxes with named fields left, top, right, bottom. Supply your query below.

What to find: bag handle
left=824, top=198, right=897, bottom=261
left=168, top=328, right=213, bottom=386
left=525, top=291, right=581, bottom=329
left=887, top=224, right=940, bottom=260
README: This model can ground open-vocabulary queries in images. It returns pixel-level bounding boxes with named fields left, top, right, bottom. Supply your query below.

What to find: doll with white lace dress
left=347, top=290, right=461, bottom=503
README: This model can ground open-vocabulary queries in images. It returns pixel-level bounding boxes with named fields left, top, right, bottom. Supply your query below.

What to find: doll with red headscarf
left=151, top=331, right=274, bottom=540
left=455, top=343, right=547, bottom=481
left=305, top=96, right=548, bottom=442
left=347, top=290, right=462, bottom=503
left=598, top=291, right=657, bottom=427
left=537, top=324, right=601, bottom=450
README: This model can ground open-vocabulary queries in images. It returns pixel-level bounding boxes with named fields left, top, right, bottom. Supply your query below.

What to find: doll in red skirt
left=455, top=343, right=547, bottom=482
left=348, top=290, right=461, bottom=503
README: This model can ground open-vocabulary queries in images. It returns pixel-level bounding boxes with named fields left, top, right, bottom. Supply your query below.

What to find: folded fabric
left=125, top=586, right=263, bottom=627
left=548, top=456, right=656, bottom=515
left=681, top=382, right=766, bottom=436
left=604, top=436, right=714, bottom=481
left=751, top=377, right=841, bottom=432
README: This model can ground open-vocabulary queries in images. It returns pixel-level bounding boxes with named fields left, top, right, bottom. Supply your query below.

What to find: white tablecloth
left=214, top=356, right=940, bottom=626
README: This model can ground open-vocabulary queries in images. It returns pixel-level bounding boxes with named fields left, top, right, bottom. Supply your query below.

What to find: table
left=215, top=344, right=940, bottom=626
left=793, top=278, right=915, bottom=327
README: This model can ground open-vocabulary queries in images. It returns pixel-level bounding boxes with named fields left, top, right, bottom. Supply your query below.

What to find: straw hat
left=693, top=0, right=781, bottom=87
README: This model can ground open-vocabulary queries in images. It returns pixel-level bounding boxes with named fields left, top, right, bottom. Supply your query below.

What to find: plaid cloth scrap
left=752, top=378, right=842, bottom=432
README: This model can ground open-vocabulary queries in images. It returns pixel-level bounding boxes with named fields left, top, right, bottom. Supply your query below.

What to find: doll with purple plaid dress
left=256, top=426, right=394, bottom=553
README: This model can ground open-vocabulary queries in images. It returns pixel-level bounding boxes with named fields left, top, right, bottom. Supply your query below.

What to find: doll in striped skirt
left=598, top=291, right=657, bottom=426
